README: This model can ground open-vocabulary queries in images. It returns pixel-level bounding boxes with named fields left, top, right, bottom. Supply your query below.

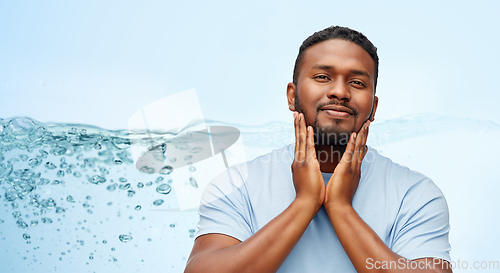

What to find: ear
left=370, top=96, right=379, bottom=122
left=286, top=82, right=296, bottom=111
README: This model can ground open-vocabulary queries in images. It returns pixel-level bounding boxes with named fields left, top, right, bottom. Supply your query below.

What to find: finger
left=361, top=123, right=370, bottom=160
left=306, top=125, right=317, bottom=160
left=352, top=125, right=364, bottom=167
left=354, top=121, right=370, bottom=166
left=362, top=120, right=370, bottom=147
left=300, top=113, right=308, bottom=160
left=342, top=132, right=356, bottom=164
left=297, top=113, right=306, bottom=161
left=294, top=112, right=299, bottom=157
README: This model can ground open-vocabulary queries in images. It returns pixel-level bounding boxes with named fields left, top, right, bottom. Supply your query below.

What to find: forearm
left=326, top=204, right=449, bottom=273
left=185, top=198, right=320, bottom=273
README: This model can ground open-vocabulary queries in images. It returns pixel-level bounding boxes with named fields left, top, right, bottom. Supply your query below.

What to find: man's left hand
left=324, top=120, right=370, bottom=208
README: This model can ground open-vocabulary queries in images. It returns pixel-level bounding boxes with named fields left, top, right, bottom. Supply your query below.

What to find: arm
left=185, top=112, right=325, bottom=273
left=324, top=121, right=452, bottom=273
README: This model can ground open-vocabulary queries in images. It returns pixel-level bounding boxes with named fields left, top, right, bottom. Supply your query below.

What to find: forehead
left=300, top=39, right=375, bottom=77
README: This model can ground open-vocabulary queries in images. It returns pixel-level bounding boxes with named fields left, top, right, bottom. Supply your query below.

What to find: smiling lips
left=320, top=105, right=354, bottom=119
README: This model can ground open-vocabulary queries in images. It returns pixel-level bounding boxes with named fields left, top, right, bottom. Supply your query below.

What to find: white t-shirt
left=195, top=144, right=451, bottom=272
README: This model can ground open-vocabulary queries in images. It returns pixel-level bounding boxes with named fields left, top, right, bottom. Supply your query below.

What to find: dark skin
left=185, top=39, right=452, bottom=273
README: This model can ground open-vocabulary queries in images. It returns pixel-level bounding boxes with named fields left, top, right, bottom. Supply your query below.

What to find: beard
left=294, top=92, right=359, bottom=146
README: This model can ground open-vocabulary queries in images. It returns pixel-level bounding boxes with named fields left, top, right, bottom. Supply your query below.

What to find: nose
left=327, top=79, right=350, bottom=101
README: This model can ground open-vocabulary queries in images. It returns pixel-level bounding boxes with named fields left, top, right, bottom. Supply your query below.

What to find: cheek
left=358, top=96, right=375, bottom=117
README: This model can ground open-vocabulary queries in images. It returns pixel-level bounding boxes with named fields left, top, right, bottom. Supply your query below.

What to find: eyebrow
left=312, top=65, right=371, bottom=79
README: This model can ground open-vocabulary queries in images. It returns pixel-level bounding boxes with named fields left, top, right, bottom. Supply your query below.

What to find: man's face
left=287, top=39, right=378, bottom=146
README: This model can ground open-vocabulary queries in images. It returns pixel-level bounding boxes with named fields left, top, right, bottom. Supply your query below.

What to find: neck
left=315, top=144, right=346, bottom=173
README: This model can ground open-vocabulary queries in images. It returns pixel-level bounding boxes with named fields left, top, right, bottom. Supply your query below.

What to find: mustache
left=317, top=101, right=358, bottom=116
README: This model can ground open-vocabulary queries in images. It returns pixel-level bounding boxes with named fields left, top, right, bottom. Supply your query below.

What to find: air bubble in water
left=23, top=233, right=30, bottom=240
left=159, top=165, right=173, bottom=175
left=66, top=195, right=75, bottom=203
left=88, top=175, right=106, bottom=185
left=39, top=150, right=48, bottom=158
left=8, top=117, right=36, bottom=135
left=42, top=198, right=56, bottom=209
left=134, top=205, right=141, bottom=211
left=153, top=199, right=164, bottom=206
left=51, top=180, right=62, bottom=185
left=118, top=234, right=133, bottom=242
left=50, top=145, right=67, bottom=156
left=189, top=177, right=198, bottom=188
left=17, top=219, right=28, bottom=228
left=39, top=178, right=50, bottom=185
left=28, top=157, right=42, bottom=167
left=119, top=183, right=130, bottom=190
left=0, top=164, right=13, bottom=179
left=45, top=162, right=57, bottom=170
left=191, top=147, right=203, bottom=153
left=156, top=184, right=172, bottom=195
left=139, top=166, right=155, bottom=174
left=41, top=217, right=52, bottom=224
left=137, top=182, right=144, bottom=188
left=107, top=183, right=117, bottom=191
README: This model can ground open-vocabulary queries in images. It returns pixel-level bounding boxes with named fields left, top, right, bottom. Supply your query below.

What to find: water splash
left=1, top=114, right=498, bottom=270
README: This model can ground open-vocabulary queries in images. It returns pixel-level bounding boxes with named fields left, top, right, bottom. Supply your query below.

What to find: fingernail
left=352, top=132, right=356, bottom=140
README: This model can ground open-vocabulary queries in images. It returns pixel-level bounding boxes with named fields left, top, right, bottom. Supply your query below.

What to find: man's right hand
left=291, top=112, right=325, bottom=212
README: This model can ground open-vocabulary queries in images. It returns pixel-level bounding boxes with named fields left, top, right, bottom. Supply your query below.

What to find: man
left=185, top=26, right=451, bottom=273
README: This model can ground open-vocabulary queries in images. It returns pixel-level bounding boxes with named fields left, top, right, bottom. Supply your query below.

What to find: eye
left=314, top=75, right=330, bottom=81
left=350, top=80, right=366, bottom=87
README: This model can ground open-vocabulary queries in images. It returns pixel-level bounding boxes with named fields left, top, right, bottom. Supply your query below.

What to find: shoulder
left=366, top=147, right=441, bottom=191
left=363, top=147, right=448, bottom=212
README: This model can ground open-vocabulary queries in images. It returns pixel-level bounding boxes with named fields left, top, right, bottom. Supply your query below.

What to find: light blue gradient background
left=1, top=0, right=499, bottom=272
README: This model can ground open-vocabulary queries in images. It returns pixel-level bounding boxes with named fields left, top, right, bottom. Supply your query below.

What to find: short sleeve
left=194, top=166, right=254, bottom=242
left=391, top=179, right=451, bottom=262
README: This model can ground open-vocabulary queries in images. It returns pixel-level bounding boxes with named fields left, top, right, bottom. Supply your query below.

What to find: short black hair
left=292, top=26, right=379, bottom=91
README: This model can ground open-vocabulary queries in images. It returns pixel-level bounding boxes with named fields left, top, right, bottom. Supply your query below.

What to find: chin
left=312, top=125, right=352, bottom=146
